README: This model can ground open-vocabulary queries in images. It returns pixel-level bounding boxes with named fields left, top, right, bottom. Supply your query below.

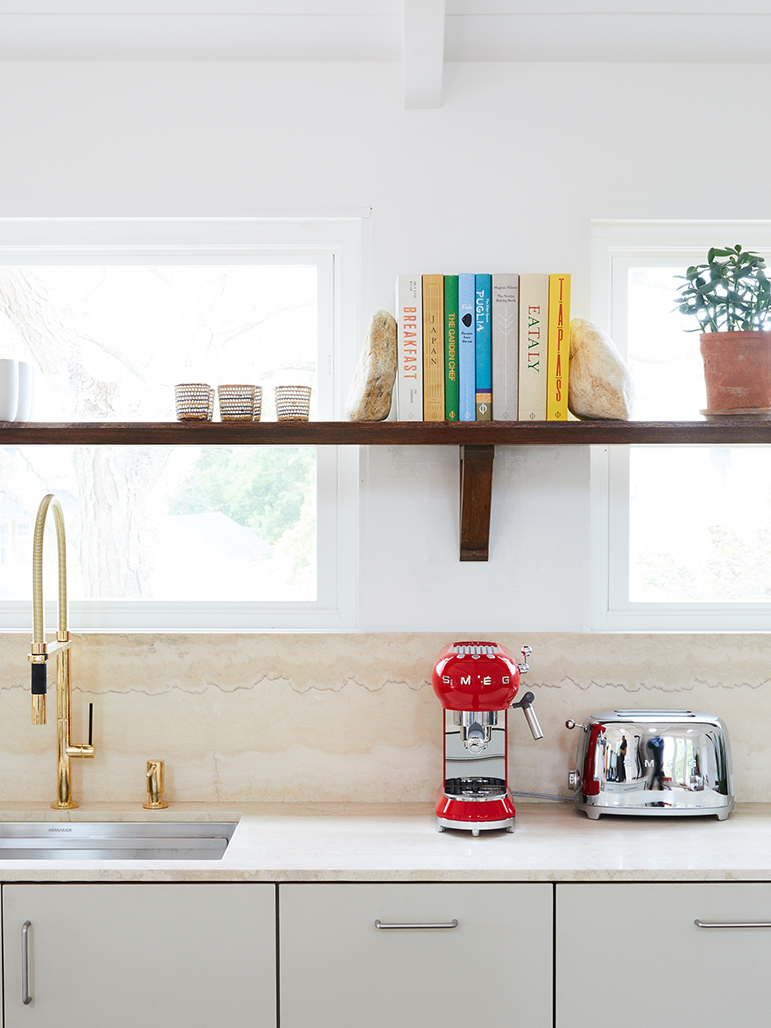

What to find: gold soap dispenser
left=143, top=759, right=168, bottom=809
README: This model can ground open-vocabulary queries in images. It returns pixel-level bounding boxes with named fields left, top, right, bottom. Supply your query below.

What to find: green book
left=444, top=275, right=459, bottom=421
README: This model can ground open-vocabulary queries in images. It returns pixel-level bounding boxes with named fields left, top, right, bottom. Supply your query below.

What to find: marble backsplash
left=0, top=631, right=769, bottom=807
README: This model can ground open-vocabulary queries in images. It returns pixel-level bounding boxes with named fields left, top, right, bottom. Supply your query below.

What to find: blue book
left=458, top=273, right=476, bottom=421
left=475, top=273, right=492, bottom=420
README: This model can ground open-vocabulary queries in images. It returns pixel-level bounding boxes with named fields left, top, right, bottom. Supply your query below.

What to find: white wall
left=1, top=59, right=767, bottom=631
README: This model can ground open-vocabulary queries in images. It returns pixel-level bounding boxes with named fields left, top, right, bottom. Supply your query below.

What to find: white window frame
left=591, top=219, right=771, bottom=631
left=0, top=216, right=365, bottom=632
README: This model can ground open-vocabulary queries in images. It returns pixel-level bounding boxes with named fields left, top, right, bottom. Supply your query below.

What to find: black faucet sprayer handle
left=31, top=662, right=46, bottom=696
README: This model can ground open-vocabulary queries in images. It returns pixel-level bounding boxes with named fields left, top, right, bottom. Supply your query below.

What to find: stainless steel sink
left=0, top=821, right=237, bottom=860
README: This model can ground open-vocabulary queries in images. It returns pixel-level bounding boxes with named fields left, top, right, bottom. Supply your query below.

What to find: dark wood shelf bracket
left=459, top=444, right=495, bottom=561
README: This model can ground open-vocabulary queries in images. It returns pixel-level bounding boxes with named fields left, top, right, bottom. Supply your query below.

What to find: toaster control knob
left=568, top=769, right=582, bottom=791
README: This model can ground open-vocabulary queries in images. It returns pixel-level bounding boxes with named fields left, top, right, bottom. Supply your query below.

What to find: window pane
left=0, top=444, right=316, bottom=603
left=629, top=446, right=771, bottom=603
left=0, top=264, right=320, bottom=604
left=0, top=264, right=318, bottom=420
left=626, top=263, right=771, bottom=605
left=627, top=266, right=705, bottom=420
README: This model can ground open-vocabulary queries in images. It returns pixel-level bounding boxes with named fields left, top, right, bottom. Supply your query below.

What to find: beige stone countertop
left=0, top=800, right=767, bottom=882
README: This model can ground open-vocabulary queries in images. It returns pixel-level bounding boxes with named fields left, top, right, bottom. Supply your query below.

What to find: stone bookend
left=568, top=318, right=634, bottom=421
left=345, top=310, right=398, bottom=421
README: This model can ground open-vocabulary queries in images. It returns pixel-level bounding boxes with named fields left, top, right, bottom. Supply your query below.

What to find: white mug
left=0, top=359, right=18, bottom=421
left=15, top=361, right=34, bottom=421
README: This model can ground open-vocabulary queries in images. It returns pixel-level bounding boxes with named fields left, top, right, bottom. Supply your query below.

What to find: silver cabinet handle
left=21, top=921, right=31, bottom=1005
left=374, top=919, right=459, bottom=930
left=695, top=919, right=771, bottom=929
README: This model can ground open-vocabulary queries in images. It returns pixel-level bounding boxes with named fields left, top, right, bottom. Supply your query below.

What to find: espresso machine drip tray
left=445, top=777, right=508, bottom=801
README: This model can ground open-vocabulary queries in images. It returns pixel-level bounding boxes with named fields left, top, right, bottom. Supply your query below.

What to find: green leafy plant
left=674, top=244, right=771, bottom=332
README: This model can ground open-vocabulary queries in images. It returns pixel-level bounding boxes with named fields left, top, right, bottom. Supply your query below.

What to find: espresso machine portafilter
left=432, top=641, right=542, bottom=836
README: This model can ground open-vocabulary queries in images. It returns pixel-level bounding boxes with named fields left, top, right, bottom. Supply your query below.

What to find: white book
left=395, top=274, right=423, bottom=421
left=491, top=274, right=519, bottom=420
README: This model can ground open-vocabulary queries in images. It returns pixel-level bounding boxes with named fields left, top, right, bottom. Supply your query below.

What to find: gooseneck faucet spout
left=28, top=494, right=94, bottom=810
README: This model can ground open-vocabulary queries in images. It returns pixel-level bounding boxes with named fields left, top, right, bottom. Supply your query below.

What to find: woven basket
left=275, top=385, right=311, bottom=421
left=218, top=384, right=263, bottom=422
left=175, top=383, right=214, bottom=421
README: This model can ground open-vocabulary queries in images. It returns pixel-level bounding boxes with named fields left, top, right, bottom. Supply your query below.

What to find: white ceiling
left=0, top=1, right=768, bottom=106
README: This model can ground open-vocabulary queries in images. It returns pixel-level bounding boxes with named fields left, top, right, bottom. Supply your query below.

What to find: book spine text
left=518, top=273, right=549, bottom=421
left=491, top=273, right=519, bottom=421
left=458, top=273, right=476, bottom=421
left=546, top=273, right=571, bottom=421
left=444, top=275, right=459, bottom=421
left=475, top=273, right=492, bottom=421
left=395, top=275, right=423, bottom=421
left=422, top=274, right=445, bottom=421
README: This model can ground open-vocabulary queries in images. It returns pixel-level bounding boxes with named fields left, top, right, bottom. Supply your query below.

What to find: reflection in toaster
left=571, top=713, right=733, bottom=819
left=598, top=729, right=710, bottom=792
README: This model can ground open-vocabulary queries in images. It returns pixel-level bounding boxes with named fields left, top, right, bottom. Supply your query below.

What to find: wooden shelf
left=2, top=418, right=771, bottom=445
left=4, top=419, right=770, bottom=562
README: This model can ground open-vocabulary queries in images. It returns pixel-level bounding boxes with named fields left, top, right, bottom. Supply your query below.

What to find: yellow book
left=546, top=273, right=570, bottom=421
left=422, top=274, right=445, bottom=421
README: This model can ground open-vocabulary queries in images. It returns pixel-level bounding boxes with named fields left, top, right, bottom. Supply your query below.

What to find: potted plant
left=675, top=244, right=771, bottom=413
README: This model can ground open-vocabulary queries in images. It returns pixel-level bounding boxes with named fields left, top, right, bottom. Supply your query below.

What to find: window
left=591, top=220, right=771, bottom=630
left=0, top=218, right=362, bottom=630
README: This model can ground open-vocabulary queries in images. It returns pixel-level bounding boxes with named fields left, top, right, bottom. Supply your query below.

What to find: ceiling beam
left=403, top=0, right=446, bottom=109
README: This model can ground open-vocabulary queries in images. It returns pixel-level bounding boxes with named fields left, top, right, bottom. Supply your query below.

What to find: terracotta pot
left=699, top=330, right=771, bottom=412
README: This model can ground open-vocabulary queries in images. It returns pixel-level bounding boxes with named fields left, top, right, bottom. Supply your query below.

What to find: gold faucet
left=28, top=494, right=94, bottom=809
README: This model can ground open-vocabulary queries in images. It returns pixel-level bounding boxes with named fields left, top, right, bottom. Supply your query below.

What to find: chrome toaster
left=566, top=709, right=734, bottom=820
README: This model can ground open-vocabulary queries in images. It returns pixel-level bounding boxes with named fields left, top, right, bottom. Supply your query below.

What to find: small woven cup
left=275, top=385, right=311, bottom=421
left=175, top=383, right=214, bottom=421
left=217, top=384, right=263, bottom=421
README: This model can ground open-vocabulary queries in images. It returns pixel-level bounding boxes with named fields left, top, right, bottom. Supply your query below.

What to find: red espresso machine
left=432, top=641, right=542, bottom=835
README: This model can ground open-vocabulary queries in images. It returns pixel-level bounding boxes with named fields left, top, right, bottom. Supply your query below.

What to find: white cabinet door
left=3, top=883, right=276, bottom=1028
left=557, top=883, right=771, bottom=1028
left=280, top=882, right=552, bottom=1028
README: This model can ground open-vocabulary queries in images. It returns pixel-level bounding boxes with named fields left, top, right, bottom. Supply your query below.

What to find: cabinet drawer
left=3, top=883, right=276, bottom=1028
left=557, top=883, right=771, bottom=1027
left=280, top=883, right=552, bottom=1028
